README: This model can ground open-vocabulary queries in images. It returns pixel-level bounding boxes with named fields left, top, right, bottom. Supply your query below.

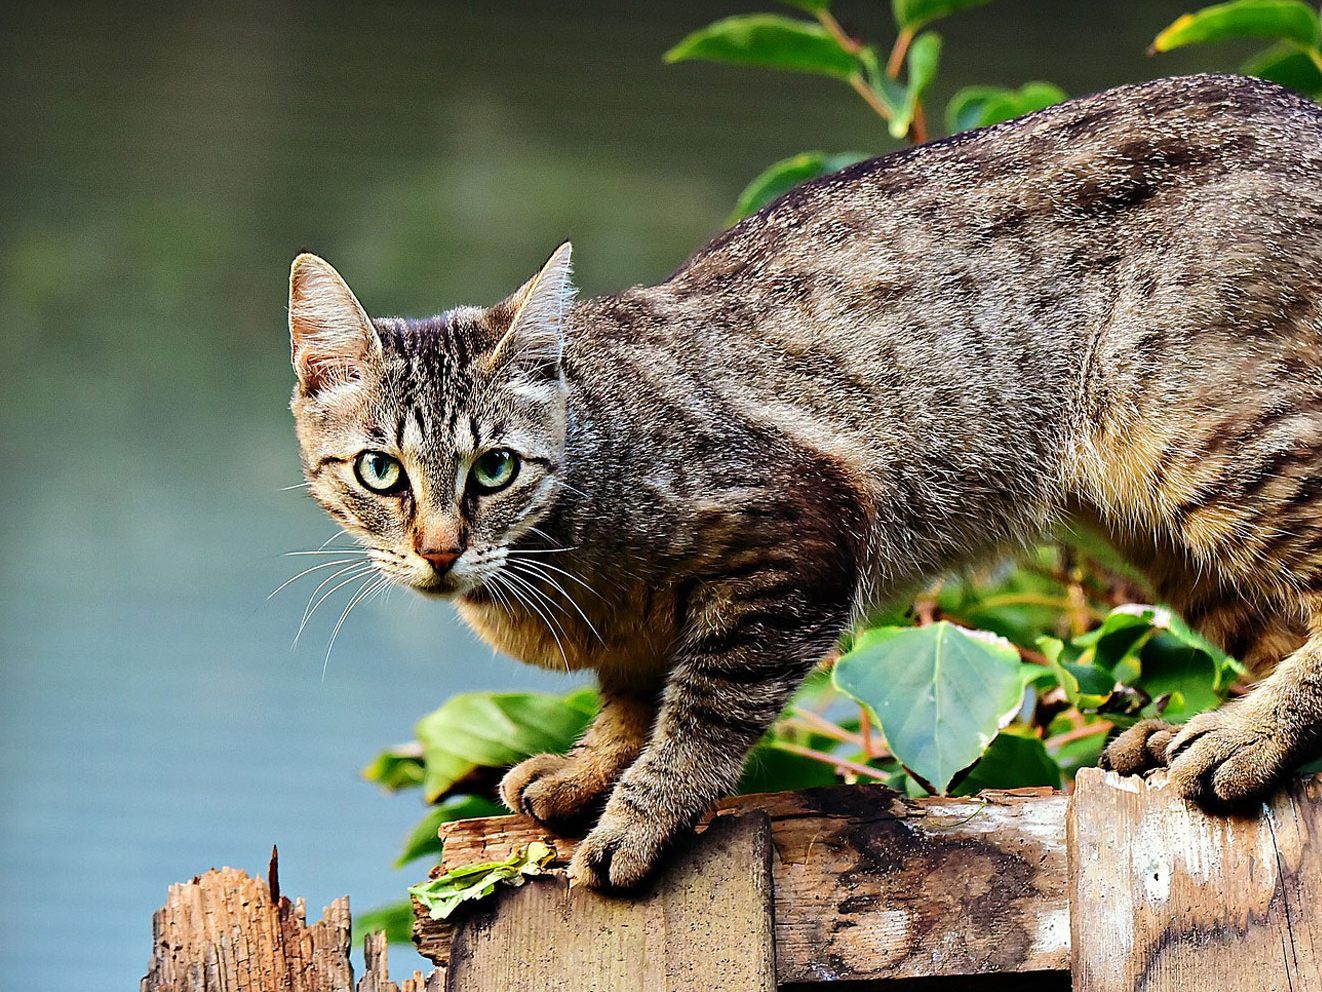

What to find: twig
left=1046, top=720, right=1112, bottom=750
left=848, top=74, right=893, bottom=122
left=859, top=706, right=874, bottom=756
left=885, top=27, right=914, bottom=78
left=816, top=8, right=863, bottom=55
left=774, top=741, right=892, bottom=781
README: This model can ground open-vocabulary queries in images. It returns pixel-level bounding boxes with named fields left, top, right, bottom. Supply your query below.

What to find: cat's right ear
left=288, top=254, right=381, bottom=397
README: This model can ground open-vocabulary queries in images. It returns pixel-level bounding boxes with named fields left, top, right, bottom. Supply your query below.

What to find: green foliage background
left=355, top=0, right=1322, bottom=944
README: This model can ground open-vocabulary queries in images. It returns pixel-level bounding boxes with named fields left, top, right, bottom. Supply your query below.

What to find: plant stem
left=816, top=8, right=863, bottom=55
left=848, top=73, right=893, bottom=122
left=910, top=99, right=929, bottom=143
left=1045, top=720, right=1112, bottom=750
left=775, top=741, right=892, bottom=781
left=859, top=706, right=874, bottom=756
left=886, top=27, right=914, bottom=78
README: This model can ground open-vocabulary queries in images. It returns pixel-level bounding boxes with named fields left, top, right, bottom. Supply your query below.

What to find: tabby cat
left=288, top=75, right=1322, bottom=889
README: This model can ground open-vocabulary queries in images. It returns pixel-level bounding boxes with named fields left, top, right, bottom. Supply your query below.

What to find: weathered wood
left=142, top=850, right=442, bottom=992
left=416, top=785, right=1070, bottom=985
left=1070, top=768, right=1322, bottom=992
left=444, top=813, right=776, bottom=992
left=360, top=933, right=443, bottom=992
left=141, top=851, right=354, bottom=992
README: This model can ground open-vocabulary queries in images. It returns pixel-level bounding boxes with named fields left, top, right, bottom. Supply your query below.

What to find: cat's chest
left=455, top=586, right=677, bottom=689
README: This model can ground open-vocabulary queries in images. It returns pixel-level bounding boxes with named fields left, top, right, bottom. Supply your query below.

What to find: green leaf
left=954, top=729, right=1062, bottom=795
left=1131, top=634, right=1222, bottom=720
left=888, top=31, right=943, bottom=139
left=945, top=81, right=1067, bottom=133
left=395, top=795, right=508, bottom=869
left=833, top=622, right=1024, bottom=794
left=738, top=740, right=842, bottom=794
left=352, top=900, right=414, bottom=946
left=409, top=841, right=556, bottom=921
left=415, top=689, right=597, bottom=804
left=1152, top=0, right=1320, bottom=52
left=1242, top=40, right=1322, bottom=96
left=892, top=0, right=992, bottom=32
left=664, top=15, right=859, bottom=80
left=777, top=0, right=833, bottom=11
left=1038, top=636, right=1115, bottom=710
left=361, top=745, right=425, bottom=792
left=729, top=151, right=870, bottom=222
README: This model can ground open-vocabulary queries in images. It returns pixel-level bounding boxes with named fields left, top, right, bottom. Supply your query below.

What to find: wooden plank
left=416, top=785, right=1070, bottom=985
left=1070, top=768, right=1322, bottom=992
left=444, top=813, right=776, bottom=992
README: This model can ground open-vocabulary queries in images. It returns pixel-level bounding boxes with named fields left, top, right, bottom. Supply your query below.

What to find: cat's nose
left=417, top=548, right=461, bottom=573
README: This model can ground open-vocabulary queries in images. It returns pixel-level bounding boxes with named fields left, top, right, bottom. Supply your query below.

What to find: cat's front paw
left=500, top=753, right=608, bottom=831
left=1100, top=719, right=1176, bottom=776
left=568, top=807, right=671, bottom=891
left=1166, top=707, right=1296, bottom=808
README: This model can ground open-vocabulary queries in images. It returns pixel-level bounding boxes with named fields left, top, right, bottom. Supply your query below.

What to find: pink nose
left=417, top=549, right=460, bottom=573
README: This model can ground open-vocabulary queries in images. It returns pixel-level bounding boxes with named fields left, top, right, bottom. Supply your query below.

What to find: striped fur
left=290, top=75, right=1322, bottom=887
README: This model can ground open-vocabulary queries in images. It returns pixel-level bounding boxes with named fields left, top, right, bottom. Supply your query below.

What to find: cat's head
left=288, top=244, right=574, bottom=598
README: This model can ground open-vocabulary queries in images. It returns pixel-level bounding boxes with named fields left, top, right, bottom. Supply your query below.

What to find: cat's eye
left=354, top=451, right=407, bottom=494
left=470, top=448, right=520, bottom=493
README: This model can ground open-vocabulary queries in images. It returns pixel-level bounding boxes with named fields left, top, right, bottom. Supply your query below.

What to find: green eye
left=471, top=448, right=520, bottom=493
left=354, top=451, right=407, bottom=494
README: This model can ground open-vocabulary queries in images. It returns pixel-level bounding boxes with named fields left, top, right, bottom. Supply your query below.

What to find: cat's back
left=669, top=73, right=1321, bottom=295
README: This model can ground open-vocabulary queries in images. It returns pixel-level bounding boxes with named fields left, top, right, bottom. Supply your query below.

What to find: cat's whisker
left=278, top=481, right=313, bottom=491
left=294, top=562, right=376, bottom=648
left=322, top=574, right=388, bottom=679
left=498, top=569, right=570, bottom=671
left=267, top=558, right=367, bottom=601
left=506, top=558, right=604, bottom=645
left=285, top=549, right=367, bottom=557
left=507, top=553, right=601, bottom=598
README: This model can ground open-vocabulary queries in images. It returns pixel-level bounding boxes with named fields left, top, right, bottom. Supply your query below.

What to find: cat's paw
left=499, top=753, right=607, bottom=830
left=568, top=808, right=670, bottom=891
left=1100, top=719, right=1176, bottom=776
left=1165, top=707, right=1295, bottom=808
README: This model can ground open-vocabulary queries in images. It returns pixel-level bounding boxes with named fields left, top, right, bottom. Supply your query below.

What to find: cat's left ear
left=488, top=242, right=575, bottom=380
left=288, top=253, right=382, bottom=397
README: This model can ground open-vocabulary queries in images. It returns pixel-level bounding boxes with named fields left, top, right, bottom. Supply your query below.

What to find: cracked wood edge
left=414, top=785, right=1069, bottom=984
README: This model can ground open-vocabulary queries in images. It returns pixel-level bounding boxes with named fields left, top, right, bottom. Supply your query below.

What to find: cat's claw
left=568, top=809, right=668, bottom=891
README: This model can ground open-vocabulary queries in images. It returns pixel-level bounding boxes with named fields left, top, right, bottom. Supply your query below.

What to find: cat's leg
left=500, top=689, right=656, bottom=830
left=1165, top=606, right=1322, bottom=807
left=1100, top=719, right=1177, bottom=776
left=568, top=577, right=846, bottom=889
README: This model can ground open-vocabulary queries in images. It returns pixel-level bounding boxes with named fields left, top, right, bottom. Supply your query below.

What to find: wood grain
left=141, top=851, right=440, bottom=992
left=1070, top=768, right=1322, bottom=992
left=444, top=813, right=776, bottom=992
left=415, top=784, right=1070, bottom=985
left=141, top=852, right=354, bottom=992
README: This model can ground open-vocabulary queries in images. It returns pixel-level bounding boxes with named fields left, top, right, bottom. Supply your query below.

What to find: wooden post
left=445, top=813, right=776, bottom=992
left=1069, top=768, right=1322, bottom=992
left=417, top=784, right=1071, bottom=987
left=141, top=849, right=438, bottom=992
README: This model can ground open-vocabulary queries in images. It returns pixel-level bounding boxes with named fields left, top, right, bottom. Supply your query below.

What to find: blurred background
left=0, top=1, right=1240, bottom=985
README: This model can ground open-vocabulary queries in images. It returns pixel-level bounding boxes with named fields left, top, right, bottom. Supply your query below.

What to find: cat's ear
left=488, top=242, right=575, bottom=380
left=288, top=253, right=381, bottom=396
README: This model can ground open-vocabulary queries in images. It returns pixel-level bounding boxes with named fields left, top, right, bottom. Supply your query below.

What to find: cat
left=288, top=74, right=1322, bottom=889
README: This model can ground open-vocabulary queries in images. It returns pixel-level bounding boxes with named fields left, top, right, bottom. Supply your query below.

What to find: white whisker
left=294, top=562, right=375, bottom=648
left=267, top=557, right=367, bottom=600
left=498, top=569, right=570, bottom=671
left=506, top=558, right=604, bottom=645
left=322, top=574, right=387, bottom=679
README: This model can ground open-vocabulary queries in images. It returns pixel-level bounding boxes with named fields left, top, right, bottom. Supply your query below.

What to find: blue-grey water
left=0, top=1, right=1227, bottom=985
